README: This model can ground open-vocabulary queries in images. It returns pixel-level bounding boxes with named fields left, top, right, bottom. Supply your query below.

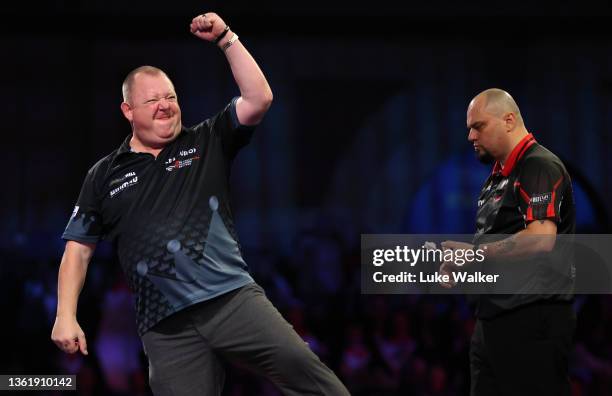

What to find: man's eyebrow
left=468, top=121, right=484, bottom=129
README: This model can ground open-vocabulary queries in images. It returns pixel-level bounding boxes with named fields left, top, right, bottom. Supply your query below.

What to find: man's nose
left=158, top=98, right=170, bottom=109
left=468, top=129, right=477, bottom=142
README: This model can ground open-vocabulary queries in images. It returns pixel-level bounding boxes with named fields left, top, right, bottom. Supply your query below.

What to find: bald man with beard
left=440, top=89, right=576, bottom=396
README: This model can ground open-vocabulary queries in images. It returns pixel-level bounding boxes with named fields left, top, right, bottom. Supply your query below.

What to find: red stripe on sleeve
left=546, top=176, right=564, bottom=218
left=519, top=186, right=531, bottom=203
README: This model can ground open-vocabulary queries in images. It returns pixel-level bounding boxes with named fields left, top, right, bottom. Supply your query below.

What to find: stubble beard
left=476, top=148, right=495, bottom=165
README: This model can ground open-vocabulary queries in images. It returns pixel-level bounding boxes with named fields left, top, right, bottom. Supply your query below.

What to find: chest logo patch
left=109, top=171, right=138, bottom=198
left=165, top=147, right=200, bottom=172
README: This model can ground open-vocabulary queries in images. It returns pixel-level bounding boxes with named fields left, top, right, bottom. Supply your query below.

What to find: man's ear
left=120, top=102, right=133, bottom=122
left=503, top=112, right=517, bottom=132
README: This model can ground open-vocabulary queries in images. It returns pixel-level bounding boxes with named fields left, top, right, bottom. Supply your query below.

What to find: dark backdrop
left=2, top=2, right=612, bottom=395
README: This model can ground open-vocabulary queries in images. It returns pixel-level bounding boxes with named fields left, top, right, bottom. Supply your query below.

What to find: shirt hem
left=139, top=275, right=255, bottom=336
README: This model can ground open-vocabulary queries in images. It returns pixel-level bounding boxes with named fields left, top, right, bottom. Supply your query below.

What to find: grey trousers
left=141, top=282, right=350, bottom=396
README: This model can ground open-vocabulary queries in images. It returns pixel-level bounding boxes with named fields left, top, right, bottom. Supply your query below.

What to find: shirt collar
left=116, top=127, right=189, bottom=156
left=117, top=134, right=133, bottom=155
left=492, top=133, right=537, bottom=177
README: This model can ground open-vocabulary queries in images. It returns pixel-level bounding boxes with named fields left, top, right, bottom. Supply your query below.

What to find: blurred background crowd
left=5, top=231, right=612, bottom=395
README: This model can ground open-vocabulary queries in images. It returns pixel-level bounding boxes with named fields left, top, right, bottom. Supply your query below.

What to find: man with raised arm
left=52, top=12, right=349, bottom=396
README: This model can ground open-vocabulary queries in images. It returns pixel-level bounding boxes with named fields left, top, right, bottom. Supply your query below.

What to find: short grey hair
left=122, top=65, right=172, bottom=104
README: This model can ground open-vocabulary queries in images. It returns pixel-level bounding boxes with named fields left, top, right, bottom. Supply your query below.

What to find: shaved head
left=466, top=88, right=529, bottom=164
left=122, top=65, right=173, bottom=104
left=471, top=88, right=523, bottom=125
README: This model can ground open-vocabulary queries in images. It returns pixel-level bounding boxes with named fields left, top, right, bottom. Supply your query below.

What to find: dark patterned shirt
left=473, top=133, right=576, bottom=317
left=62, top=99, right=255, bottom=335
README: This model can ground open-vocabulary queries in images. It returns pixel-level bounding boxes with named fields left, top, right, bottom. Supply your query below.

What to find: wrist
left=218, top=31, right=239, bottom=51
left=216, top=29, right=233, bottom=48
left=214, top=25, right=230, bottom=45
left=56, top=310, right=77, bottom=319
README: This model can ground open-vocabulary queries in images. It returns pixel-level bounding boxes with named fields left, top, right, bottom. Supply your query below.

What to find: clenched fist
left=190, top=12, right=229, bottom=43
left=51, top=316, right=88, bottom=355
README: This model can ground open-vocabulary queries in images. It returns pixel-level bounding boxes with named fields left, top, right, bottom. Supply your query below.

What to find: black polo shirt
left=62, top=99, right=255, bottom=335
left=473, top=133, right=576, bottom=317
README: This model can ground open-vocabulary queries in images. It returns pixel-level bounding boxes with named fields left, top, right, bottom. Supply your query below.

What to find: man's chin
left=475, top=150, right=495, bottom=165
left=158, top=124, right=182, bottom=140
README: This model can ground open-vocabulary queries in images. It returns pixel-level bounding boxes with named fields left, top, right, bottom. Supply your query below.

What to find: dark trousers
left=470, top=301, right=575, bottom=396
left=141, top=282, right=350, bottom=396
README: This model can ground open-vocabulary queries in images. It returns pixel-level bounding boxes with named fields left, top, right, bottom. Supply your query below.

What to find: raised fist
left=190, top=12, right=228, bottom=43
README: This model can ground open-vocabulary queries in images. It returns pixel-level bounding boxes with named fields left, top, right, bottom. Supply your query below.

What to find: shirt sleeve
left=516, top=157, right=567, bottom=224
left=212, top=97, right=256, bottom=160
left=61, top=166, right=104, bottom=244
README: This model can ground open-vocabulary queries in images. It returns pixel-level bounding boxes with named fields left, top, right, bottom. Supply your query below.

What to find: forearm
left=189, top=13, right=272, bottom=123
left=219, top=32, right=273, bottom=123
left=56, top=244, right=91, bottom=318
left=480, top=226, right=556, bottom=259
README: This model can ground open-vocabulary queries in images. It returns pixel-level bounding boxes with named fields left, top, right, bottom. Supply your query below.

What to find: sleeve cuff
left=525, top=214, right=559, bottom=224
left=61, top=233, right=100, bottom=244
left=229, top=97, right=257, bottom=130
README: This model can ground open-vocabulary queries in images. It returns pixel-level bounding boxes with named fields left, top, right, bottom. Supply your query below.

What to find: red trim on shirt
left=518, top=185, right=531, bottom=204
left=546, top=176, right=564, bottom=218
left=491, top=134, right=536, bottom=176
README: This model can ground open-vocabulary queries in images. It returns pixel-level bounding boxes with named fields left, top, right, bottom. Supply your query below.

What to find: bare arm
left=441, top=219, right=557, bottom=260
left=479, top=219, right=557, bottom=258
left=51, top=240, right=96, bottom=355
left=190, top=12, right=273, bottom=126
left=438, top=220, right=557, bottom=288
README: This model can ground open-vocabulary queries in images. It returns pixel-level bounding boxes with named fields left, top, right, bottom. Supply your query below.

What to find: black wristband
left=214, top=25, right=230, bottom=44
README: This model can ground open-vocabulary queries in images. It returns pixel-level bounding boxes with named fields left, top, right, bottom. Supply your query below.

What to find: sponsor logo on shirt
left=110, top=171, right=136, bottom=187
left=165, top=147, right=200, bottom=172
left=530, top=192, right=552, bottom=205
left=497, top=179, right=509, bottom=190
left=109, top=171, right=139, bottom=198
